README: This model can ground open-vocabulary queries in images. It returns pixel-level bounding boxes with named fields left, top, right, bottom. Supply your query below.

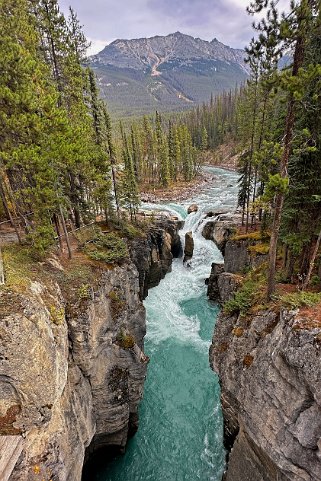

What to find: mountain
left=90, top=32, right=249, bottom=118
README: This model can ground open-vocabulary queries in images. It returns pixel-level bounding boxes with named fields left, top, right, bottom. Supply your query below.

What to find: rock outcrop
left=130, top=219, right=183, bottom=299
left=187, top=204, right=198, bottom=214
left=208, top=219, right=321, bottom=481
left=202, top=213, right=241, bottom=254
left=0, top=219, right=182, bottom=481
left=183, top=231, right=194, bottom=263
left=211, top=308, right=321, bottom=481
left=207, top=264, right=242, bottom=304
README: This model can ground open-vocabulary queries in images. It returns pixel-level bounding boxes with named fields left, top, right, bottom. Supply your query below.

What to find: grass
left=231, top=230, right=270, bottom=242
left=2, top=246, right=37, bottom=291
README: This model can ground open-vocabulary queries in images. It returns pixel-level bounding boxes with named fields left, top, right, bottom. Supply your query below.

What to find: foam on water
left=94, top=167, right=238, bottom=481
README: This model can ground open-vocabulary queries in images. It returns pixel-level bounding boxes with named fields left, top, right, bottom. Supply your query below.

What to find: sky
left=59, top=0, right=289, bottom=55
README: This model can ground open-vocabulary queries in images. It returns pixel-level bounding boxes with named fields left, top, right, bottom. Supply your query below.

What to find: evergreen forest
left=1, top=0, right=321, bottom=297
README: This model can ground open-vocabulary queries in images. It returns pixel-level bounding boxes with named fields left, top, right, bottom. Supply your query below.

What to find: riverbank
left=140, top=173, right=208, bottom=203
left=140, top=162, right=236, bottom=204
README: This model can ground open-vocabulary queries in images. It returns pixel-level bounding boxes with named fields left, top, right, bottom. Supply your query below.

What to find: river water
left=94, top=167, right=238, bottom=481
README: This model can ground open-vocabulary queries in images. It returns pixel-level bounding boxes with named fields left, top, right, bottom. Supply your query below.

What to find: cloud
left=87, top=38, right=114, bottom=56
left=59, top=0, right=290, bottom=54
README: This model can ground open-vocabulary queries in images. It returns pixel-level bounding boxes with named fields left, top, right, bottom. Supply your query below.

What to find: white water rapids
left=95, top=167, right=239, bottom=481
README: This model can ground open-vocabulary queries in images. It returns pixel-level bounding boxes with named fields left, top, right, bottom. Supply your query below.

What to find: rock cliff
left=0, top=219, right=181, bottom=481
left=130, top=219, right=183, bottom=300
left=208, top=221, right=321, bottom=481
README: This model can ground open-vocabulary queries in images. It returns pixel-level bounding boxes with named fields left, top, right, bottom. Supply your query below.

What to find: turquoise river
left=93, top=167, right=238, bottom=481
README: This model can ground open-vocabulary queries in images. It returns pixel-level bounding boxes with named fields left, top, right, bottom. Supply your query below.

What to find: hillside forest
left=1, top=0, right=321, bottom=298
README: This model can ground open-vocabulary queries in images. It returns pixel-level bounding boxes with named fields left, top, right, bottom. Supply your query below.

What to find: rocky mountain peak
left=90, top=32, right=249, bottom=118
left=93, top=32, right=247, bottom=71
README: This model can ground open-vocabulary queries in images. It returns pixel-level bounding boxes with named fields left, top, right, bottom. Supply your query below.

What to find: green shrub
left=49, top=305, right=65, bottom=325
left=119, top=221, right=144, bottom=239
left=280, top=291, right=321, bottom=310
left=224, top=279, right=257, bottom=315
left=78, top=283, right=91, bottom=300
left=224, top=273, right=266, bottom=316
left=83, top=232, right=128, bottom=264
left=311, top=275, right=321, bottom=286
left=26, top=224, right=55, bottom=260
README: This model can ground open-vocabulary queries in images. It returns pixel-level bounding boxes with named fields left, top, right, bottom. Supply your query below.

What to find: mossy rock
left=232, top=327, right=244, bottom=337
left=116, top=330, right=135, bottom=349
left=243, top=354, right=254, bottom=368
left=248, top=243, right=270, bottom=255
left=109, top=290, right=125, bottom=319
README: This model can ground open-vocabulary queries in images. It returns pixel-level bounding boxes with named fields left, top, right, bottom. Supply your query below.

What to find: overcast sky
left=59, top=0, right=289, bottom=55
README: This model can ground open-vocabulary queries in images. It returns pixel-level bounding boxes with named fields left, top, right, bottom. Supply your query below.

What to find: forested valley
left=1, top=0, right=321, bottom=296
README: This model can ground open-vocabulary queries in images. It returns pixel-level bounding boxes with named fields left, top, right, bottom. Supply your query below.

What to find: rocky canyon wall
left=207, top=216, right=321, bottom=481
left=0, top=219, right=181, bottom=481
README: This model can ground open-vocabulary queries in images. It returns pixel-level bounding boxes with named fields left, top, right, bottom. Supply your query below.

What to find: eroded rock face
left=209, top=216, right=321, bottom=481
left=130, top=219, right=183, bottom=299
left=1, top=220, right=182, bottom=481
left=2, top=264, right=146, bottom=481
left=202, top=213, right=241, bottom=254
left=207, top=263, right=225, bottom=300
left=210, top=309, right=321, bottom=481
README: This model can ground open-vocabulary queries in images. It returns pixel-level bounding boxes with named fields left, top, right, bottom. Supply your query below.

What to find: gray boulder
left=187, top=204, right=198, bottom=214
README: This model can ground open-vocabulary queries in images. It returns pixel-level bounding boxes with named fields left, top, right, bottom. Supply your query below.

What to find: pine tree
left=120, top=124, right=140, bottom=220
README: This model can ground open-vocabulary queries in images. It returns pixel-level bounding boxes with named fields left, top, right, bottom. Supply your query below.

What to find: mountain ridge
left=90, top=32, right=249, bottom=118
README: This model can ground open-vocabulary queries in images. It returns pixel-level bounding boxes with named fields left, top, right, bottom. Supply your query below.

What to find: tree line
left=232, top=0, right=321, bottom=296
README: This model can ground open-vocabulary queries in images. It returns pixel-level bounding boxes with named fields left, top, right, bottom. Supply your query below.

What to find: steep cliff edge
left=208, top=220, right=321, bottom=481
left=0, top=219, right=181, bottom=481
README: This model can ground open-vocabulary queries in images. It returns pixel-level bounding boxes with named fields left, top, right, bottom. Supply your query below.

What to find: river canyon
left=91, top=167, right=239, bottom=481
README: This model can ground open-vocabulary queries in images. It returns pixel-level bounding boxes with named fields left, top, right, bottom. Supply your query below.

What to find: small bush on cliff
left=224, top=273, right=266, bottom=316
left=280, top=291, right=321, bottom=310
left=116, top=330, right=135, bottom=349
left=48, top=305, right=65, bottom=325
left=117, top=220, right=145, bottom=239
left=77, top=283, right=91, bottom=300
left=83, top=232, right=128, bottom=264
left=224, top=279, right=257, bottom=315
